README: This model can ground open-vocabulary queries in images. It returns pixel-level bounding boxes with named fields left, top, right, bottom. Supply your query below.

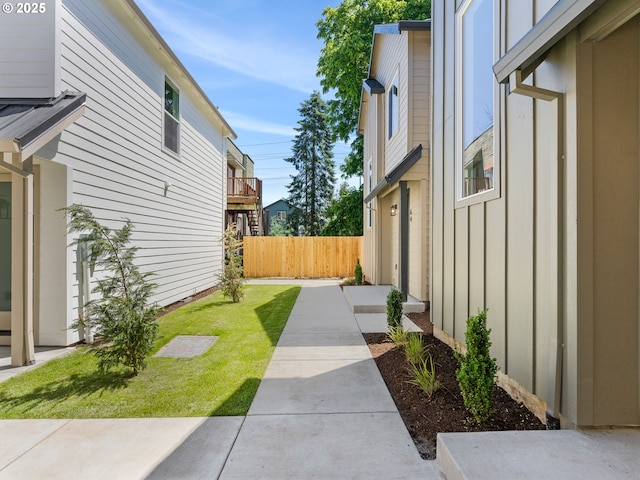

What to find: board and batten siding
left=431, top=0, right=569, bottom=420
left=35, top=0, right=226, bottom=345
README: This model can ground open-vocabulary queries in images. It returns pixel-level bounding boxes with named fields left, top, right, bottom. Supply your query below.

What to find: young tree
left=268, top=216, right=293, bottom=236
left=63, top=204, right=159, bottom=376
left=286, top=91, right=336, bottom=236
left=322, top=182, right=363, bottom=236
left=219, top=223, right=244, bottom=303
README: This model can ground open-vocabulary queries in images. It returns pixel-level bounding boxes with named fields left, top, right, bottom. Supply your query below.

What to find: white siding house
left=0, top=0, right=235, bottom=365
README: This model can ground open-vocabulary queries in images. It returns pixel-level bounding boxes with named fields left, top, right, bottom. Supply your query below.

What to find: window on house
left=388, top=73, right=398, bottom=140
left=164, top=77, right=180, bottom=154
left=367, top=159, right=373, bottom=228
left=458, top=0, right=495, bottom=199
left=276, top=210, right=287, bottom=222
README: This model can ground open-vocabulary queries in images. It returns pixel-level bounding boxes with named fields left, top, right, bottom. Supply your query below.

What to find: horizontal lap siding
left=57, top=1, right=224, bottom=307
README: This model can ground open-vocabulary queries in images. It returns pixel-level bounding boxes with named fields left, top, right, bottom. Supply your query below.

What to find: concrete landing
left=343, top=285, right=425, bottom=313
left=437, top=429, right=640, bottom=480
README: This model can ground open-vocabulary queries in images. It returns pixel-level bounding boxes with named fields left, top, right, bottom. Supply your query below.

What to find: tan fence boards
left=243, top=236, right=363, bottom=278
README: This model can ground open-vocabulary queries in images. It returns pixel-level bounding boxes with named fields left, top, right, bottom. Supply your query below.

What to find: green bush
left=354, top=258, right=363, bottom=285
left=386, top=288, right=403, bottom=329
left=63, top=204, right=159, bottom=376
left=219, top=224, right=245, bottom=303
left=455, top=309, right=498, bottom=423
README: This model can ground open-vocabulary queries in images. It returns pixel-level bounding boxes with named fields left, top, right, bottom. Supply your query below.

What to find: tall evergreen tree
left=286, top=92, right=336, bottom=236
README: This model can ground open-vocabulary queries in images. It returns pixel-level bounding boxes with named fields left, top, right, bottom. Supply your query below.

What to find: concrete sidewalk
left=2, top=279, right=638, bottom=479
left=0, top=279, right=439, bottom=480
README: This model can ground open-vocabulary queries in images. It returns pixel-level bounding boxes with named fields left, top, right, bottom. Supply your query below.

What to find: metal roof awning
left=493, top=0, right=606, bottom=84
left=364, top=144, right=422, bottom=203
left=0, top=91, right=86, bottom=175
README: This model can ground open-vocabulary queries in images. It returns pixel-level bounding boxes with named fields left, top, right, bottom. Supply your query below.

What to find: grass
left=0, top=284, right=300, bottom=418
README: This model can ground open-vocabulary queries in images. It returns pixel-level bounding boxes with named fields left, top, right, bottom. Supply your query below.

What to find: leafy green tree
left=322, top=182, right=363, bottom=236
left=316, top=0, right=430, bottom=224
left=63, top=204, right=159, bottom=376
left=286, top=91, right=336, bottom=236
left=268, top=216, right=293, bottom=237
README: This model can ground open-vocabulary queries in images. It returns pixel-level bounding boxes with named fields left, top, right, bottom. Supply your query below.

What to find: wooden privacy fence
left=243, top=236, right=363, bottom=278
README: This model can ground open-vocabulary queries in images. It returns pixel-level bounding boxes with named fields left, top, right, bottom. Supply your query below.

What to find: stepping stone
left=154, top=335, right=218, bottom=358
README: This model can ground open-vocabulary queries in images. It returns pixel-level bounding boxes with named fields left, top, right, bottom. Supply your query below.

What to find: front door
left=0, top=175, right=10, bottom=341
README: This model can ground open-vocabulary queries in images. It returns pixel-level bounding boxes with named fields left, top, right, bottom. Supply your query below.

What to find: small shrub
left=354, top=258, right=363, bottom=285
left=455, top=309, right=498, bottom=423
left=387, top=325, right=409, bottom=346
left=219, top=224, right=244, bottom=303
left=408, top=354, right=441, bottom=398
left=386, top=288, right=403, bottom=329
left=342, top=277, right=356, bottom=286
left=405, top=333, right=425, bottom=365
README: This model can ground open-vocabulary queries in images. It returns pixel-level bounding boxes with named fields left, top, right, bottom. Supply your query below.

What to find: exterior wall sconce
left=390, top=204, right=398, bottom=216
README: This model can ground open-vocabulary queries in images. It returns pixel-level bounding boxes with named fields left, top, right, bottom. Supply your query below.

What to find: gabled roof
left=358, top=20, right=432, bottom=134
left=123, top=0, right=236, bottom=140
left=0, top=91, right=86, bottom=174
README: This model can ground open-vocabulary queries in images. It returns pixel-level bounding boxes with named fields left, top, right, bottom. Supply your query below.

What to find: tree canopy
left=286, top=92, right=336, bottom=236
left=322, top=182, right=364, bottom=236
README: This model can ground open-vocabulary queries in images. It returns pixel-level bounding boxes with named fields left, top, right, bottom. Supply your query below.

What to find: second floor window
left=164, top=78, right=180, bottom=154
left=388, top=73, right=398, bottom=140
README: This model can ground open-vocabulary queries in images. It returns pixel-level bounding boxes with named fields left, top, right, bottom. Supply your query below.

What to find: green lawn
left=0, top=284, right=300, bottom=418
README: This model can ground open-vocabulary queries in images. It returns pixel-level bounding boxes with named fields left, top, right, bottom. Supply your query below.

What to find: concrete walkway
left=1, top=279, right=639, bottom=479
left=0, top=279, right=439, bottom=479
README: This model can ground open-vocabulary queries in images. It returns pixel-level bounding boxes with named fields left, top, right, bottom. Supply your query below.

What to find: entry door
left=0, top=174, right=10, bottom=332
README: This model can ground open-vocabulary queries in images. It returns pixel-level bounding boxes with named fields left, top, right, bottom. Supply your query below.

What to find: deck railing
left=227, top=177, right=262, bottom=204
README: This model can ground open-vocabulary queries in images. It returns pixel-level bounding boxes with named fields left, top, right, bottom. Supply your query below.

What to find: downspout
left=509, top=69, right=565, bottom=426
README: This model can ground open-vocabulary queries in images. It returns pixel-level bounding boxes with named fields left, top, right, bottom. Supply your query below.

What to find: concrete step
left=436, top=429, right=640, bottom=480
left=343, top=285, right=425, bottom=314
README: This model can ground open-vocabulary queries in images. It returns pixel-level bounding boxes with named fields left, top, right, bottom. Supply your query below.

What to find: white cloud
left=137, top=0, right=320, bottom=93
left=220, top=110, right=295, bottom=137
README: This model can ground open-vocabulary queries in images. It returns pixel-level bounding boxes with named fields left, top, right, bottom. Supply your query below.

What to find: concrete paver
left=0, top=417, right=243, bottom=480
left=437, top=429, right=640, bottom=480
left=220, top=413, right=440, bottom=479
left=355, top=313, right=422, bottom=333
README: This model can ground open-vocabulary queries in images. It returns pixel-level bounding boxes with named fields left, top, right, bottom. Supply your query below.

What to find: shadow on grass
left=0, top=369, right=131, bottom=415
left=211, top=377, right=261, bottom=416
left=254, top=286, right=300, bottom=346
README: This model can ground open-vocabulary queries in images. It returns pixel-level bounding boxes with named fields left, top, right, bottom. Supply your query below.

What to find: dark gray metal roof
left=493, top=0, right=606, bottom=84
left=0, top=91, right=86, bottom=153
left=363, top=144, right=422, bottom=203
left=363, top=78, right=385, bottom=95
left=373, top=20, right=432, bottom=35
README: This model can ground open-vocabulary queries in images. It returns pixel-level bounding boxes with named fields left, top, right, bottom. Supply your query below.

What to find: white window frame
left=387, top=72, right=399, bottom=140
left=455, top=0, right=501, bottom=207
left=367, top=158, right=373, bottom=229
left=163, top=76, right=180, bottom=156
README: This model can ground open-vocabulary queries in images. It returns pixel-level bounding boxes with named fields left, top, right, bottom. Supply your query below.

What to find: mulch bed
left=364, top=311, right=546, bottom=460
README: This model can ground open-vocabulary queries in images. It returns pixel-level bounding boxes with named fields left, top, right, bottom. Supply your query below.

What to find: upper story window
left=276, top=210, right=287, bottom=222
left=367, top=158, right=373, bottom=228
left=388, top=72, right=398, bottom=140
left=164, top=77, right=180, bottom=154
left=458, top=0, right=495, bottom=200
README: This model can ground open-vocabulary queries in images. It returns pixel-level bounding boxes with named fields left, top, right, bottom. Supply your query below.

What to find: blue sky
left=136, top=0, right=352, bottom=207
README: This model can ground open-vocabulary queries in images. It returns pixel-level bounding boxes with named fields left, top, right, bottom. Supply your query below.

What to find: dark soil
left=159, top=286, right=220, bottom=316
left=364, top=311, right=546, bottom=460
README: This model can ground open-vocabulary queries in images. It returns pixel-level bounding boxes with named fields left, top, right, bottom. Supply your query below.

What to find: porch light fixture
left=390, top=204, right=398, bottom=216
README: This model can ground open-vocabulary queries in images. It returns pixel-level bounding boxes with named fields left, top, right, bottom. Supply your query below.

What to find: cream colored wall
left=432, top=0, right=573, bottom=422
left=432, top=0, right=640, bottom=426
left=361, top=28, right=430, bottom=301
